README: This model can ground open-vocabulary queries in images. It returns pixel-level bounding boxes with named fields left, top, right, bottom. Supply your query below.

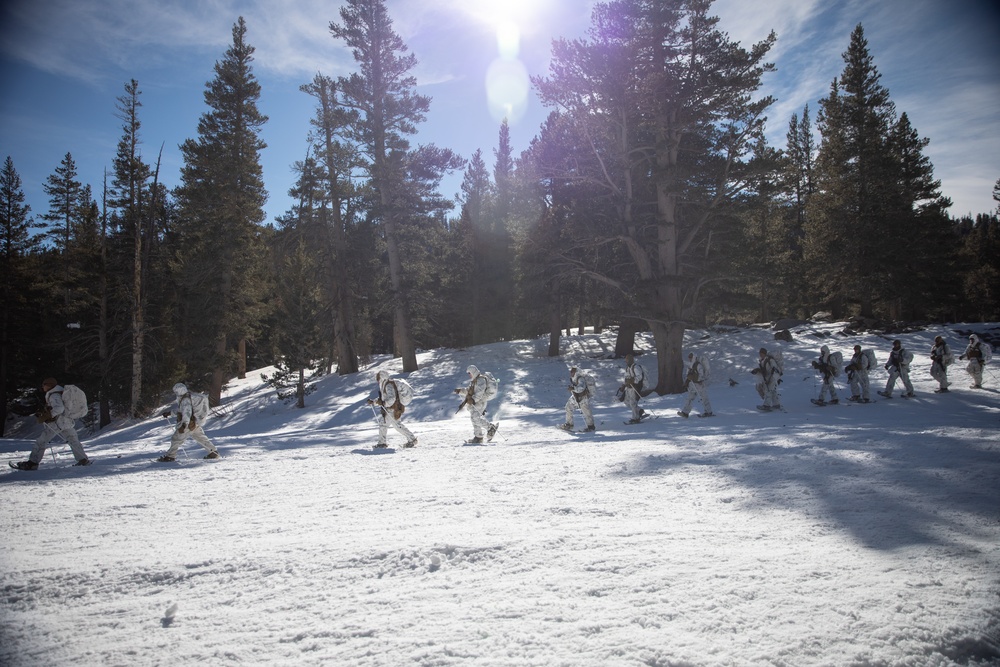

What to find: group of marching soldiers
left=796, top=333, right=992, bottom=409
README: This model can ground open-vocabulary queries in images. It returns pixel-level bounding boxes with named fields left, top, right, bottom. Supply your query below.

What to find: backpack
left=828, top=351, right=844, bottom=377
left=900, top=348, right=914, bottom=366
left=862, top=349, right=878, bottom=371
left=482, top=372, right=499, bottom=401
left=391, top=379, right=414, bottom=406
left=61, top=384, right=88, bottom=420
left=693, top=356, right=710, bottom=383
left=189, top=392, right=211, bottom=423
left=982, top=342, right=994, bottom=364
left=769, top=351, right=784, bottom=376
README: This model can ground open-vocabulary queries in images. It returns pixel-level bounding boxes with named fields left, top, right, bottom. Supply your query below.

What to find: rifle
left=455, top=384, right=474, bottom=414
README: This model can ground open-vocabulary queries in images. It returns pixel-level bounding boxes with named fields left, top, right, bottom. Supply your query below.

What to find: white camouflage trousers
left=682, top=381, right=712, bottom=415
left=467, top=400, right=491, bottom=438
left=848, top=369, right=870, bottom=401
left=884, top=365, right=914, bottom=396
left=565, top=394, right=594, bottom=429
left=624, top=385, right=643, bottom=421
left=378, top=408, right=415, bottom=445
left=756, top=376, right=780, bottom=408
left=966, top=360, right=984, bottom=388
left=30, top=417, right=88, bottom=464
left=166, top=425, right=217, bottom=457
left=930, top=362, right=949, bottom=390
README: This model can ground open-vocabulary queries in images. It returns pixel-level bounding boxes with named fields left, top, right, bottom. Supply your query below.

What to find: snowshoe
left=9, top=460, right=38, bottom=470
left=155, top=455, right=176, bottom=463
left=756, top=405, right=772, bottom=411
left=73, top=458, right=92, bottom=466
left=373, top=443, right=389, bottom=450
left=558, top=423, right=573, bottom=431
left=403, top=438, right=417, bottom=448
left=847, top=395, right=862, bottom=402
left=676, top=411, right=689, bottom=418
left=584, top=425, right=596, bottom=432
left=204, top=451, right=221, bottom=459
left=828, top=399, right=839, bottom=405
left=810, top=398, right=826, bottom=406
left=487, top=423, right=498, bottom=442
left=877, top=391, right=892, bottom=399
left=902, top=392, right=915, bottom=399
left=933, top=387, right=949, bottom=393
left=466, top=436, right=484, bottom=444
left=697, top=412, right=715, bottom=418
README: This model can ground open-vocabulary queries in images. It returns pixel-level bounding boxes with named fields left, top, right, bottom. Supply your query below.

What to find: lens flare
left=496, top=19, right=520, bottom=60
left=485, top=57, right=529, bottom=123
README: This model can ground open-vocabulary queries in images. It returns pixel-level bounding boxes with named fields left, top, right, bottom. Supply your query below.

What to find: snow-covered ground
left=2, top=322, right=999, bottom=667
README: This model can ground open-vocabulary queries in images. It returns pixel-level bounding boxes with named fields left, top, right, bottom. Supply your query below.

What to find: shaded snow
left=2, top=323, right=999, bottom=666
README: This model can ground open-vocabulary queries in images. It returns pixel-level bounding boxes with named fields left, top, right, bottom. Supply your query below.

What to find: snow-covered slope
left=2, top=323, right=999, bottom=666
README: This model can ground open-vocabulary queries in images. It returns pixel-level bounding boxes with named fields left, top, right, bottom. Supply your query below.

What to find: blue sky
left=1, top=0, right=998, bottom=229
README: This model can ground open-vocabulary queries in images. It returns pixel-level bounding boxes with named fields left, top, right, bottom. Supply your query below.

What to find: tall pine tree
left=174, top=17, right=270, bottom=404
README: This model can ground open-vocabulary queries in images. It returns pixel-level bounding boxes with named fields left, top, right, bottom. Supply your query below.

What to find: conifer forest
left=2, top=0, right=999, bottom=434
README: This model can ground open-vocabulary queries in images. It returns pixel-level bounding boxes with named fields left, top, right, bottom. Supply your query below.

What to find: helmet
left=821, top=345, right=829, bottom=355
left=970, top=334, right=980, bottom=344
left=376, top=371, right=387, bottom=384
left=172, top=382, right=188, bottom=396
left=42, top=377, right=58, bottom=389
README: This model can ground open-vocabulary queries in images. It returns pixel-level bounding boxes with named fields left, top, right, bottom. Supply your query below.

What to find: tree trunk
left=614, top=317, right=643, bottom=358
left=649, top=319, right=685, bottom=395
left=210, top=333, right=226, bottom=408
left=238, top=338, right=247, bottom=379
left=384, top=218, right=418, bottom=372
left=548, top=289, right=561, bottom=357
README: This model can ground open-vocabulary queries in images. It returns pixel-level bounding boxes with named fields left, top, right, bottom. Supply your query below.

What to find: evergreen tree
left=300, top=73, right=363, bottom=375
left=331, top=0, right=453, bottom=372
left=455, top=148, right=494, bottom=345
left=805, top=24, right=952, bottom=320
left=533, top=0, right=776, bottom=392
left=174, top=17, right=270, bottom=404
left=0, top=156, right=40, bottom=435
left=41, top=153, right=89, bottom=372
left=109, top=79, right=153, bottom=417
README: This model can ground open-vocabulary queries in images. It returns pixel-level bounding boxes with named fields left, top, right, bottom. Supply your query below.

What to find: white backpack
left=391, top=379, right=414, bottom=406
left=982, top=342, right=994, bottom=364
left=189, top=392, right=211, bottom=423
left=862, top=349, right=878, bottom=371
left=769, top=351, right=784, bottom=376
left=61, top=384, right=88, bottom=420
left=482, top=372, right=499, bottom=401
left=828, top=351, right=844, bottom=377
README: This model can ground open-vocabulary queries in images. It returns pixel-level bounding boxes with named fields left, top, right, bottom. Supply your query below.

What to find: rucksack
left=769, top=351, right=784, bottom=376
left=693, top=356, right=710, bottom=383
left=982, top=342, right=994, bottom=364
left=828, top=351, right=844, bottom=377
left=482, top=372, right=499, bottom=401
left=189, top=392, right=211, bottom=423
left=862, top=349, right=878, bottom=371
left=61, top=384, right=88, bottom=420
left=391, top=379, right=414, bottom=406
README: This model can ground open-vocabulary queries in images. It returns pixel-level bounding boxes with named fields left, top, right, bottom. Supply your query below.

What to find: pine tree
left=0, top=156, right=39, bottom=435
left=331, top=0, right=434, bottom=372
left=533, top=0, right=776, bottom=392
left=110, top=79, right=153, bottom=417
left=174, top=17, right=270, bottom=405
left=300, top=74, right=362, bottom=375
left=805, top=24, right=953, bottom=320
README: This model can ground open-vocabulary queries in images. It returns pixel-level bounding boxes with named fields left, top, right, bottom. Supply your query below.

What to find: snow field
left=1, top=323, right=999, bottom=666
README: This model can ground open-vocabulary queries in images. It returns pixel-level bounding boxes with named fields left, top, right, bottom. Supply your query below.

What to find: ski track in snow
left=2, top=323, right=999, bottom=666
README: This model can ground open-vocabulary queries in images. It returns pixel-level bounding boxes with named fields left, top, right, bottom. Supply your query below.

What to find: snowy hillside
left=2, top=322, right=999, bottom=666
